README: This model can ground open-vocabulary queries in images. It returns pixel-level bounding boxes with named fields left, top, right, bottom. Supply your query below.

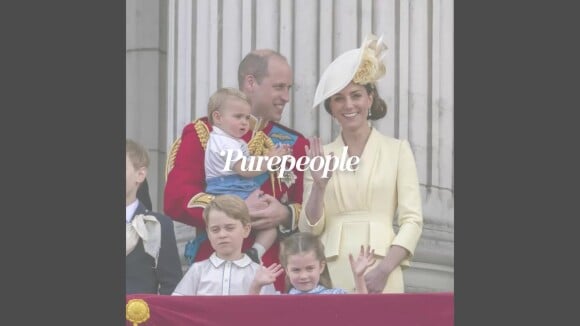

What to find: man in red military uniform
left=164, top=49, right=308, bottom=291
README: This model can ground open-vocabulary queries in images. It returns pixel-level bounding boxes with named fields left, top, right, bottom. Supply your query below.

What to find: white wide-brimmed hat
left=312, top=34, right=388, bottom=109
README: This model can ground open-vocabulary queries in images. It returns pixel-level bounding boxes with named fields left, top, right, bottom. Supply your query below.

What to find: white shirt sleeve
left=171, top=263, right=200, bottom=295
left=205, top=132, right=249, bottom=179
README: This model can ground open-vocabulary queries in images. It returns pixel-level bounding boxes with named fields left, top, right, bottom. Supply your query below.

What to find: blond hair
left=126, top=139, right=150, bottom=170
left=207, top=87, right=250, bottom=125
left=202, top=194, right=251, bottom=226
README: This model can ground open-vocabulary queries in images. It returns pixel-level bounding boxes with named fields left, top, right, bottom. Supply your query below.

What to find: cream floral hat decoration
left=312, top=34, right=387, bottom=109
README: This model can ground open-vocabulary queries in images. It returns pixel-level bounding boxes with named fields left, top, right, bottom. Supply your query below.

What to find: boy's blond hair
left=202, top=194, right=251, bottom=226
left=126, top=139, right=150, bottom=170
left=207, top=87, right=250, bottom=125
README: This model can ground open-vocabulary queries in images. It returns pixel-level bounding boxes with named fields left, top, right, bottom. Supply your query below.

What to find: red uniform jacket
left=164, top=117, right=309, bottom=291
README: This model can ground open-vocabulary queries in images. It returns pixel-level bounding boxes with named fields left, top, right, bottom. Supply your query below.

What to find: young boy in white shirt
left=172, top=194, right=283, bottom=295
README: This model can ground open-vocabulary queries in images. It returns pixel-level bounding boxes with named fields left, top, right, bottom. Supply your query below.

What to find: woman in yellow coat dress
left=299, top=35, right=423, bottom=293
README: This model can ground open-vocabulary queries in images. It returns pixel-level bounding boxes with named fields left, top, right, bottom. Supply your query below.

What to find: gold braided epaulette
left=165, top=119, right=210, bottom=180
left=194, top=119, right=210, bottom=150
left=248, top=131, right=275, bottom=156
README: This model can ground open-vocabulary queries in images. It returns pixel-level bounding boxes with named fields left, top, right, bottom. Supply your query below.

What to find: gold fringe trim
left=270, top=173, right=276, bottom=198
left=165, top=119, right=210, bottom=180
left=194, top=119, right=210, bottom=150
left=288, top=203, right=301, bottom=231
left=248, top=131, right=277, bottom=196
left=247, top=131, right=274, bottom=156
left=165, top=137, right=181, bottom=180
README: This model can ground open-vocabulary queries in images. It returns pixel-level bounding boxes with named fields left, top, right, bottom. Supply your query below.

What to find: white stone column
left=166, top=0, right=197, bottom=272
left=126, top=0, right=168, bottom=212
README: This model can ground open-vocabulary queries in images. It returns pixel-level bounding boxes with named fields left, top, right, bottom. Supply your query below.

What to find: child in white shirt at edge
left=249, top=232, right=376, bottom=294
left=204, top=87, right=290, bottom=264
left=172, top=194, right=283, bottom=295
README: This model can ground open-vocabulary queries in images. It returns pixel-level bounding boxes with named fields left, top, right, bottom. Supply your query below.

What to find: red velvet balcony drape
left=126, top=292, right=454, bottom=326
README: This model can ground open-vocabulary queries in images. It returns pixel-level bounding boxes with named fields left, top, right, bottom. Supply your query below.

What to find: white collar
left=208, top=252, right=253, bottom=268
left=126, top=199, right=139, bottom=223
left=211, top=126, right=231, bottom=137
